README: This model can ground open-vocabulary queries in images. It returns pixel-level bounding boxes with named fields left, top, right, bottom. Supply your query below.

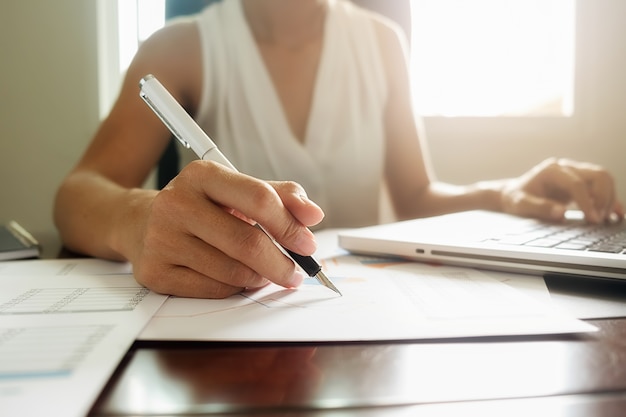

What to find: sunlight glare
left=411, top=0, right=575, bottom=117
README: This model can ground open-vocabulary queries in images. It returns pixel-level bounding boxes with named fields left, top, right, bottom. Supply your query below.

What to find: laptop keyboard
left=486, top=221, right=626, bottom=254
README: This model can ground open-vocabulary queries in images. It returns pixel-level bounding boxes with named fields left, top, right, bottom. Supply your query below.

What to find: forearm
left=54, top=170, right=155, bottom=261
left=395, top=179, right=507, bottom=220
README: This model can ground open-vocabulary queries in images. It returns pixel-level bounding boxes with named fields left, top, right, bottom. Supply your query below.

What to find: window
left=410, top=0, right=575, bottom=117
left=117, top=0, right=166, bottom=74
left=97, top=0, right=165, bottom=119
left=100, top=1, right=575, bottom=119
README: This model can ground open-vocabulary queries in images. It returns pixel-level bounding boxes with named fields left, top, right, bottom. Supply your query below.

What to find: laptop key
left=555, top=242, right=589, bottom=250
left=525, top=238, right=563, bottom=248
left=588, top=244, right=625, bottom=254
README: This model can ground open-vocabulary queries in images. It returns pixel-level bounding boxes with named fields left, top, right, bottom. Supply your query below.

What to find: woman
left=54, top=0, right=623, bottom=298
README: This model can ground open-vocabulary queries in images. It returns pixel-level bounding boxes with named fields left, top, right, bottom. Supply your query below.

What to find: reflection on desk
left=91, top=318, right=626, bottom=416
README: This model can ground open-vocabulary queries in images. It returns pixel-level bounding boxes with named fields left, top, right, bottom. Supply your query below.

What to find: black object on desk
left=0, top=220, right=40, bottom=261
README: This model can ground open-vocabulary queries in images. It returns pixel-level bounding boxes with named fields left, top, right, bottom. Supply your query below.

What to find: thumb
left=513, top=193, right=567, bottom=222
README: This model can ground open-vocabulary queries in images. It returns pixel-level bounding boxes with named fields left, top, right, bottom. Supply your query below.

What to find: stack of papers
left=0, top=232, right=603, bottom=416
left=141, top=252, right=596, bottom=342
left=0, top=259, right=168, bottom=417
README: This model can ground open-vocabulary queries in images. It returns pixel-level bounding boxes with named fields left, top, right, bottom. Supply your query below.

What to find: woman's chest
left=257, top=39, right=323, bottom=143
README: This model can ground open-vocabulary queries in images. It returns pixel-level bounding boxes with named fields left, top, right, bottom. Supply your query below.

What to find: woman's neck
left=242, top=0, right=329, bottom=47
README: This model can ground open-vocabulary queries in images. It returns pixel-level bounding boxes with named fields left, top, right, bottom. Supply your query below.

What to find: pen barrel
left=284, top=249, right=321, bottom=277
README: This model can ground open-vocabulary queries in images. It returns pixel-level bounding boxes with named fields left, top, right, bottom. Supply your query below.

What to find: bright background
left=1, top=0, right=625, bottom=257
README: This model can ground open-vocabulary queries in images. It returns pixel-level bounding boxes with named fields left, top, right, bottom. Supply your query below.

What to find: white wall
left=0, top=0, right=624, bottom=259
left=0, top=1, right=100, bottom=257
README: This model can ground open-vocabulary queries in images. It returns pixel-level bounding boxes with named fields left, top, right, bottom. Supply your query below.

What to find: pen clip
left=139, top=92, right=191, bottom=150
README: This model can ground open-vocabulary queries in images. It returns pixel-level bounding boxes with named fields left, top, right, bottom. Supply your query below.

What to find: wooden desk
left=53, top=245, right=626, bottom=416
left=89, top=315, right=626, bottom=416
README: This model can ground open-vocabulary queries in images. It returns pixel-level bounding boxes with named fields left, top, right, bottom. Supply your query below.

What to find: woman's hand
left=129, top=160, right=324, bottom=298
left=500, top=158, right=624, bottom=223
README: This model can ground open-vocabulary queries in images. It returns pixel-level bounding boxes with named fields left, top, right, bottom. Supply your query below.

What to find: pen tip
left=316, top=271, right=342, bottom=296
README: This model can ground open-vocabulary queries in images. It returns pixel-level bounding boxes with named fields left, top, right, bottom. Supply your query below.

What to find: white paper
left=549, top=288, right=626, bottom=319
left=0, top=257, right=132, bottom=276
left=0, top=260, right=167, bottom=417
left=141, top=254, right=595, bottom=341
left=316, top=229, right=626, bottom=320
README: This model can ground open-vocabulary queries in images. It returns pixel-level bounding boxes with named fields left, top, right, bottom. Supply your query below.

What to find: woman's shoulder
left=331, top=1, right=408, bottom=57
left=339, top=2, right=406, bottom=37
left=144, top=16, right=199, bottom=51
left=129, top=17, right=203, bottom=110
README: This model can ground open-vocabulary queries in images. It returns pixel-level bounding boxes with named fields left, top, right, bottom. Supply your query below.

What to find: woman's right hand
left=126, top=160, right=325, bottom=298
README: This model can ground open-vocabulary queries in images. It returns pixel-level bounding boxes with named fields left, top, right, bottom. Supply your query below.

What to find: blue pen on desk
left=139, top=74, right=341, bottom=295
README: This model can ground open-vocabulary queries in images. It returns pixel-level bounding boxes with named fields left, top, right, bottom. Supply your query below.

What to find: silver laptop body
left=338, top=210, right=626, bottom=280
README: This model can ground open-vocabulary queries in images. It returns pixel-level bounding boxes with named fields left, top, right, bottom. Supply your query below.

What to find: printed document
left=0, top=259, right=167, bottom=417
left=141, top=253, right=595, bottom=341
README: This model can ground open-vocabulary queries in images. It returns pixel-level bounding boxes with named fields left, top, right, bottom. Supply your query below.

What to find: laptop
left=338, top=210, right=626, bottom=281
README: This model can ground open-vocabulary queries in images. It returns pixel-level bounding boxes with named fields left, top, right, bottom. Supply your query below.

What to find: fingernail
left=297, top=190, right=319, bottom=207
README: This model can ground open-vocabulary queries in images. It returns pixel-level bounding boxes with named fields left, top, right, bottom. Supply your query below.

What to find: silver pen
left=139, top=74, right=341, bottom=295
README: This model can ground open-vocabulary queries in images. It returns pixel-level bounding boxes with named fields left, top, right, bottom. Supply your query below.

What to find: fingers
left=187, top=162, right=320, bottom=255
left=192, top=202, right=306, bottom=289
left=538, top=159, right=601, bottom=222
left=552, top=158, right=621, bottom=222
left=270, top=181, right=325, bottom=228
left=503, top=158, right=623, bottom=223
left=132, top=160, right=320, bottom=298
left=136, top=227, right=272, bottom=298
left=505, top=189, right=567, bottom=222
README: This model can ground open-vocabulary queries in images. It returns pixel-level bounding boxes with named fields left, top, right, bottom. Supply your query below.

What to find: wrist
left=471, top=180, right=506, bottom=212
left=109, top=188, right=157, bottom=261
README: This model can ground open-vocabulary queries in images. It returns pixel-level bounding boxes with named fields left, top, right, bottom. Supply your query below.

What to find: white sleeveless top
left=192, top=0, right=387, bottom=228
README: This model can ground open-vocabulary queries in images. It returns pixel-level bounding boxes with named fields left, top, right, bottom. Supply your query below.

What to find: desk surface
left=89, top=316, right=626, bottom=416
left=52, top=246, right=626, bottom=416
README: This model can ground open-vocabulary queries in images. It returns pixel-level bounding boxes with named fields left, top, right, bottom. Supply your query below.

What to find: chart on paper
left=0, top=325, right=113, bottom=380
left=0, top=265, right=168, bottom=417
left=141, top=254, right=596, bottom=342
left=0, top=287, right=150, bottom=314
